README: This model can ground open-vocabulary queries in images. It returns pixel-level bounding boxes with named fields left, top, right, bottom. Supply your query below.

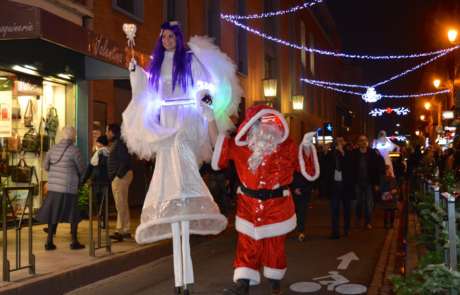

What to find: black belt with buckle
left=334, top=181, right=342, bottom=184
left=240, top=185, right=289, bottom=201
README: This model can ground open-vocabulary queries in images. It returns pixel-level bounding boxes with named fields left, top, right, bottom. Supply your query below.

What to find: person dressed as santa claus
left=209, top=104, right=320, bottom=295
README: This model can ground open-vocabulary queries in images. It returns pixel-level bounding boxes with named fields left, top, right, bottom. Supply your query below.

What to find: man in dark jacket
left=289, top=171, right=316, bottom=242
left=106, top=123, right=133, bottom=241
left=406, top=144, right=423, bottom=202
left=324, top=135, right=356, bottom=239
left=353, top=135, right=380, bottom=230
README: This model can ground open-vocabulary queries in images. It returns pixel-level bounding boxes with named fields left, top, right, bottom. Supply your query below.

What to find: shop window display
left=0, top=70, right=75, bottom=217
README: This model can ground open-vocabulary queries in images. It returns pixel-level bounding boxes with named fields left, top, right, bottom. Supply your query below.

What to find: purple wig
left=148, top=22, right=194, bottom=93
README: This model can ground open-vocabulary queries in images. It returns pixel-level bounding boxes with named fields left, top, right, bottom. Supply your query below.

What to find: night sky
left=326, top=0, right=449, bottom=140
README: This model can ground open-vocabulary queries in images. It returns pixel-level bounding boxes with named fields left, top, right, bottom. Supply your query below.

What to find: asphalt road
left=67, top=199, right=389, bottom=295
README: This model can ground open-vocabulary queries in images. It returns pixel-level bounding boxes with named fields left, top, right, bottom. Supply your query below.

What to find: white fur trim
left=237, top=186, right=243, bottom=195
left=283, top=190, right=290, bottom=196
left=264, top=266, right=287, bottom=280
left=299, top=144, right=320, bottom=181
left=234, top=267, right=261, bottom=285
left=211, top=133, right=227, bottom=171
left=235, top=214, right=296, bottom=240
left=235, top=109, right=289, bottom=146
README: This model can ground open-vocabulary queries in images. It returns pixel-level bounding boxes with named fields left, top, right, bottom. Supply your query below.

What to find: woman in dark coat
left=81, top=136, right=110, bottom=229
left=289, top=171, right=316, bottom=241
left=35, top=126, right=86, bottom=250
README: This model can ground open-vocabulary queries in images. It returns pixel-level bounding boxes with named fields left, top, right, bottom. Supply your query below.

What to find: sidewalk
left=0, top=206, right=234, bottom=295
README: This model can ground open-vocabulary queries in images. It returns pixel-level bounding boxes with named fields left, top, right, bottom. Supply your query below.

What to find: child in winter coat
left=379, top=165, right=399, bottom=228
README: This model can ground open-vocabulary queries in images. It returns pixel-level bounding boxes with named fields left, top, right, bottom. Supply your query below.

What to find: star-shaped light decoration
left=362, top=87, right=382, bottom=103
left=327, top=124, right=332, bottom=131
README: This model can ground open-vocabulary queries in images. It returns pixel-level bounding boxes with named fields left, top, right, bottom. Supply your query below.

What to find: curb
left=368, top=201, right=404, bottom=295
left=0, top=233, right=217, bottom=295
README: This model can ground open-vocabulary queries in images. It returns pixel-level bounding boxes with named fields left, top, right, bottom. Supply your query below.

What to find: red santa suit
left=212, top=105, right=320, bottom=285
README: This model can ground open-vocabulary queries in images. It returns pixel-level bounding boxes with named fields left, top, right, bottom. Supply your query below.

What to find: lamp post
left=255, top=78, right=278, bottom=107
left=285, top=95, right=304, bottom=118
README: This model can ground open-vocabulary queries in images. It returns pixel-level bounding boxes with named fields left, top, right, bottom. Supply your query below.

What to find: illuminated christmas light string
left=369, top=107, right=410, bottom=117
left=306, top=51, right=450, bottom=90
left=221, top=0, right=322, bottom=19
left=223, top=18, right=460, bottom=59
left=301, top=78, right=451, bottom=99
left=372, top=51, right=450, bottom=88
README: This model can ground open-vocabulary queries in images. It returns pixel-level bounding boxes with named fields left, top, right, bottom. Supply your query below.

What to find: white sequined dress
left=122, top=46, right=235, bottom=243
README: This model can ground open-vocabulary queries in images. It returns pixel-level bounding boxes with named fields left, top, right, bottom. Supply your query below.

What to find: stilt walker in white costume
left=372, top=130, right=400, bottom=176
left=121, top=21, right=242, bottom=294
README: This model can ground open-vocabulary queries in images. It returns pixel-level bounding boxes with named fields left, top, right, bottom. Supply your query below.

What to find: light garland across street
left=387, top=136, right=407, bottom=141
left=301, top=78, right=451, bottom=99
left=222, top=18, right=459, bottom=60
left=369, top=107, right=411, bottom=117
left=220, top=0, right=322, bottom=19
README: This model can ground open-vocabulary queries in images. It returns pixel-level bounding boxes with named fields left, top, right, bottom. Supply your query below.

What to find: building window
left=112, top=0, right=144, bottom=24
left=163, top=0, right=187, bottom=37
left=309, top=33, right=315, bottom=113
left=235, top=0, right=248, bottom=76
left=204, top=0, right=221, bottom=47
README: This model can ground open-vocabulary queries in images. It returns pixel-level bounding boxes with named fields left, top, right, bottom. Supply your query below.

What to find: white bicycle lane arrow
left=336, top=252, right=359, bottom=269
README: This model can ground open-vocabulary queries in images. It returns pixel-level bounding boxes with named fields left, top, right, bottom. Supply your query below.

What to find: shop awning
left=0, top=0, right=150, bottom=80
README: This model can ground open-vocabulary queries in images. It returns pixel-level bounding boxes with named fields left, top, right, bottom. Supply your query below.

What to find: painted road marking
left=337, top=252, right=359, bottom=269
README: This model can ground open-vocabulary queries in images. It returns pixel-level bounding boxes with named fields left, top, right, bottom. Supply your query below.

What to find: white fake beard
left=247, top=121, right=283, bottom=174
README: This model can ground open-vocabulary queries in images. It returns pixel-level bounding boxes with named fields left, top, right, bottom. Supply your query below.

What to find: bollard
left=441, top=192, right=458, bottom=295
left=88, top=182, right=111, bottom=257
left=431, top=185, right=441, bottom=253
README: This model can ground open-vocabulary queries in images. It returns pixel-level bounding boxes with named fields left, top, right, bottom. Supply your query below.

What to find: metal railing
left=441, top=192, right=458, bottom=295
left=431, top=185, right=442, bottom=254
left=2, top=186, right=35, bottom=282
left=88, top=182, right=111, bottom=257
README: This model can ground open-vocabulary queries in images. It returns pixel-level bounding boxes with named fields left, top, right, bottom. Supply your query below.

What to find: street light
left=416, top=131, right=420, bottom=136
left=425, top=102, right=431, bottom=110
left=448, top=30, right=458, bottom=43
left=434, top=79, right=441, bottom=88
left=262, top=78, right=277, bottom=98
left=420, top=115, right=425, bottom=120
left=285, top=94, right=304, bottom=118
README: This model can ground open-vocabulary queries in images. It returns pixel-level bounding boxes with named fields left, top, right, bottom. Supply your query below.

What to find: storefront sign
left=15, top=80, right=43, bottom=96
left=445, top=126, right=457, bottom=132
left=0, top=2, right=39, bottom=40
left=92, top=34, right=124, bottom=65
left=442, top=111, right=455, bottom=120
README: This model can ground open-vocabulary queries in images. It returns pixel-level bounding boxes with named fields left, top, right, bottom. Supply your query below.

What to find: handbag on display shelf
left=21, top=128, right=37, bottom=153
left=12, top=101, right=21, bottom=120
left=34, top=120, right=49, bottom=156
left=2, top=108, right=7, bottom=119
left=47, top=106, right=59, bottom=132
left=11, top=158, right=31, bottom=183
left=7, top=133, right=21, bottom=153
left=24, top=99, right=35, bottom=127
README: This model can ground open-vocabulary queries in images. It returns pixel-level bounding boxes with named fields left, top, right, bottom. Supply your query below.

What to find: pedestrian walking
left=393, top=155, right=405, bottom=202
left=353, top=135, right=380, bottom=230
left=80, top=135, right=110, bottom=229
left=289, top=170, right=315, bottom=241
left=106, top=123, right=133, bottom=242
left=406, top=145, right=422, bottom=203
left=324, top=135, right=356, bottom=239
left=379, top=165, right=399, bottom=229
left=373, top=148, right=386, bottom=207
left=35, top=126, right=86, bottom=250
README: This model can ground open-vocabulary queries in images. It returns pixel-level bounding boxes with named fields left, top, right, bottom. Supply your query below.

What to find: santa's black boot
left=269, top=279, right=283, bottom=295
left=174, top=286, right=181, bottom=294
left=223, top=279, right=250, bottom=295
